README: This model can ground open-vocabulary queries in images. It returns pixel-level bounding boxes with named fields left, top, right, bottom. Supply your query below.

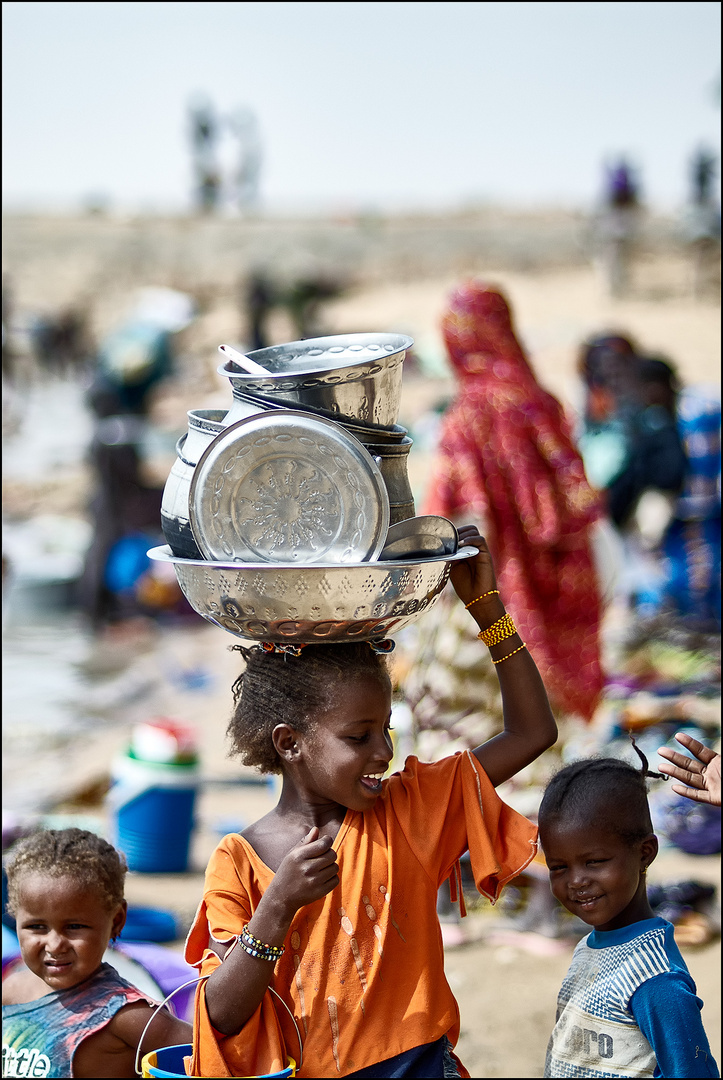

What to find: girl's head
left=538, top=754, right=659, bottom=932
left=6, top=828, right=128, bottom=991
left=228, top=641, right=393, bottom=775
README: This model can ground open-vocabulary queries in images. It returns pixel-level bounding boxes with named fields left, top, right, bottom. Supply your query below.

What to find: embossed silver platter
left=188, top=411, right=390, bottom=564
left=146, top=545, right=478, bottom=642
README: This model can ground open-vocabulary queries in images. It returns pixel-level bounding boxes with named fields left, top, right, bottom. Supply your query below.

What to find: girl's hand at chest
left=262, top=825, right=340, bottom=920
left=205, top=825, right=339, bottom=1035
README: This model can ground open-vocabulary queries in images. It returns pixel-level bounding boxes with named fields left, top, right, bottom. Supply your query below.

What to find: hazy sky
left=2, top=1, right=720, bottom=214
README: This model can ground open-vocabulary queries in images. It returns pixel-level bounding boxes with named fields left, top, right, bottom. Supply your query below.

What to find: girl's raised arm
left=449, top=526, right=557, bottom=786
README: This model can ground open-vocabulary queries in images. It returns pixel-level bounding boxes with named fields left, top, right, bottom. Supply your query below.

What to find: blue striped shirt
left=545, top=918, right=718, bottom=1078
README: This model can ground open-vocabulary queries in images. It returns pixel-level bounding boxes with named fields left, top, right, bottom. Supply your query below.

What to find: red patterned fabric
left=423, top=283, right=605, bottom=721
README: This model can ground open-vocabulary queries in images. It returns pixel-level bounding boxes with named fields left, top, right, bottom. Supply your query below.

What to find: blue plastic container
left=141, top=1044, right=295, bottom=1078
left=110, top=753, right=199, bottom=873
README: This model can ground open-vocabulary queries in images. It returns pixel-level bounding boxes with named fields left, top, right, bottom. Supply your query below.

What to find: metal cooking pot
left=217, top=332, right=412, bottom=429
left=365, top=437, right=415, bottom=525
left=160, top=409, right=231, bottom=559
left=225, top=390, right=409, bottom=444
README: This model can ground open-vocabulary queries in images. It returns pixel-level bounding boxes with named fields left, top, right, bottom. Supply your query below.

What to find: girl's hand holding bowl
left=449, top=525, right=498, bottom=614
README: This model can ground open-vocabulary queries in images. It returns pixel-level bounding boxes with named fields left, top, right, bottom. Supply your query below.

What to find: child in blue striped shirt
left=538, top=749, right=718, bottom=1079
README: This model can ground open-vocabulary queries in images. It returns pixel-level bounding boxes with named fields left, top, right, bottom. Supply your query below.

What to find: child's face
left=291, top=674, right=394, bottom=812
left=15, top=872, right=126, bottom=992
left=541, top=819, right=656, bottom=933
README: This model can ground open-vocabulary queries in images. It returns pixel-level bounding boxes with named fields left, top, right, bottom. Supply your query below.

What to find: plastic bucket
left=141, top=1044, right=296, bottom=1078
left=110, top=754, right=199, bottom=873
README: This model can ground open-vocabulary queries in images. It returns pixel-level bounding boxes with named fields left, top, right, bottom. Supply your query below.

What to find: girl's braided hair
left=538, top=738, right=666, bottom=845
left=227, top=642, right=391, bottom=774
left=5, top=828, right=127, bottom=914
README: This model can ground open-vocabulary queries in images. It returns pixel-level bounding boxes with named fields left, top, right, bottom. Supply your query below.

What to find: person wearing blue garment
left=660, top=379, right=721, bottom=629
left=538, top=747, right=718, bottom=1079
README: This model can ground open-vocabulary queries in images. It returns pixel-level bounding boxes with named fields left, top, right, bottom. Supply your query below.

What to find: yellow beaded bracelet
left=491, top=643, right=527, bottom=665
left=477, top=612, right=517, bottom=647
left=464, top=589, right=500, bottom=610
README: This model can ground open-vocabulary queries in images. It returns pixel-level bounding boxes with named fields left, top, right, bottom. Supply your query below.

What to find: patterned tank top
left=2, top=962, right=152, bottom=1078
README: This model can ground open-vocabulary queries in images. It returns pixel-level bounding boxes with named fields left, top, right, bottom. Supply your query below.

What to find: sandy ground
left=2, top=225, right=721, bottom=1077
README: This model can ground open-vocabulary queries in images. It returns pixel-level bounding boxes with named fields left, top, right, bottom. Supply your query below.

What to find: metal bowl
left=147, top=544, right=477, bottom=643
left=217, top=333, right=413, bottom=429
left=378, top=516, right=458, bottom=561
left=226, top=391, right=410, bottom=444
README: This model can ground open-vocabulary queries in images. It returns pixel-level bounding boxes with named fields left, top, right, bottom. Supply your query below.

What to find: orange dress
left=185, top=751, right=537, bottom=1078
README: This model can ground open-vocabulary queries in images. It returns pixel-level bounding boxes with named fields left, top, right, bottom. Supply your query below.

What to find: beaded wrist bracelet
left=240, top=924, right=285, bottom=962
left=477, top=612, right=517, bottom=647
left=464, top=589, right=500, bottom=610
left=491, top=643, right=527, bottom=665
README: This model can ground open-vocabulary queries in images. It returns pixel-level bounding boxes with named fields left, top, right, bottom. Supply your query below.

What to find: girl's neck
left=242, top=791, right=348, bottom=872
left=274, top=781, right=348, bottom=832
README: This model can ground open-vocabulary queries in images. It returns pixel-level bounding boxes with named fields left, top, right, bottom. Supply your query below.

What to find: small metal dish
left=378, top=516, right=458, bottom=561
left=146, top=544, right=478, bottom=643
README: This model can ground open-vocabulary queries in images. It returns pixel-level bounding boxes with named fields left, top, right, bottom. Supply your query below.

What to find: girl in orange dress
left=185, top=526, right=558, bottom=1078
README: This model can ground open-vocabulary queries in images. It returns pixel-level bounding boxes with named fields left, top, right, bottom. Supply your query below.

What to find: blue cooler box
left=110, top=753, right=199, bottom=873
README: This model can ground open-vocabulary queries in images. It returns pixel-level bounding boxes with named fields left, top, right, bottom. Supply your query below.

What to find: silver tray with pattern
left=188, top=411, right=390, bottom=564
left=147, top=545, right=478, bottom=642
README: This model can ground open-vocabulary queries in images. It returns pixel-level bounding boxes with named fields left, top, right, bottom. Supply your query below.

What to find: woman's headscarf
left=423, top=282, right=604, bottom=721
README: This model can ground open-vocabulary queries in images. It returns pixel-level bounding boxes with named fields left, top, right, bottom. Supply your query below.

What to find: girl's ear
left=111, top=900, right=127, bottom=943
left=641, top=833, right=659, bottom=871
left=272, top=724, right=301, bottom=763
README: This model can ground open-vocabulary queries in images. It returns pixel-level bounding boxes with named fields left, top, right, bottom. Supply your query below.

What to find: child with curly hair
left=2, top=828, right=191, bottom=1078
left=184, top=525, right=558, bottom=1078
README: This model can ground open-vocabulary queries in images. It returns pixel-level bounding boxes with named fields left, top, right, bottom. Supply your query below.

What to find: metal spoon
left=218, top=343, right=272, bottom=376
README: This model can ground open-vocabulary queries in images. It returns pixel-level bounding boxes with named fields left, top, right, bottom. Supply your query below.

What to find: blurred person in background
left=401, top=283, right=606, bottom=942
left=580, top=345, right=720, bottom=629
left=680, top=146, right=721, bottom=298
left=29, top=305, right=93, bottom=378
left=188, top=96, right=221, bottom=215
left=576, top=333, right=641, bottom=492
left=403, top=282, right=606, bottom=742
left=78, top=290, right=196, bottom=630
left=244, top=271, right=276, bottom=350
left=600, top=355, right=688, bottom=617
left=605, top=357, right=688, bottom=533
left=228, top=106, right=263, bottom=213
left=659, top=375, right=721, bottom=629
left=592, top=157, right=643, bottom=298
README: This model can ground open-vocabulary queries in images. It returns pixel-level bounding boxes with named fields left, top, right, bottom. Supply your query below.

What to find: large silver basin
left=147, top=544, right=476, bottom=643
left=218, top=333, right=413, bottom=429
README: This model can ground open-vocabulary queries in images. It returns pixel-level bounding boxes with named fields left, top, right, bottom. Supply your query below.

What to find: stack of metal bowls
left=153, top=332, right=474, bottom=643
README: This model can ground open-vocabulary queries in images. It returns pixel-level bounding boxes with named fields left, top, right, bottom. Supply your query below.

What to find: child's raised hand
left=271, top=827, right=340, bottom=915
left=449, top=525, right=498, bottom=610
left=657, top=734, right=721, bottom=807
